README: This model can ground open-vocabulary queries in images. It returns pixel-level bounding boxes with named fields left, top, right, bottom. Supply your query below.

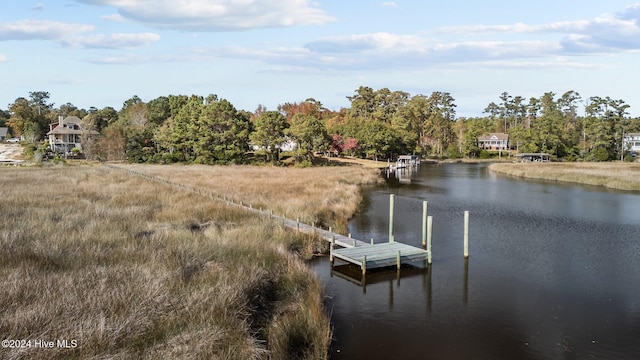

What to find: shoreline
left=488, top=162, right=640, bottom=192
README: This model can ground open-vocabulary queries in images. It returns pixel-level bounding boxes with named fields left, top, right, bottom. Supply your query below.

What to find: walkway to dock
left=104, top=164, right=429, bottom=275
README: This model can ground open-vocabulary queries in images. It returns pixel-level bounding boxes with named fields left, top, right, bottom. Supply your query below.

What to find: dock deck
left=331, top=241, right=428, bottom=275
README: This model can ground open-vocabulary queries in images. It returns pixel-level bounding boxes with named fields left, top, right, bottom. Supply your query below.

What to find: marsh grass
left=118, top=164, right=382, bottom=232
left=0, top=164, right=375, bottom=359
left=489, top=162, right=640, bottom=191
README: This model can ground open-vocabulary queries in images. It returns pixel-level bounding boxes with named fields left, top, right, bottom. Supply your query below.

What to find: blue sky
left=1, top=0, right=639, bottom=117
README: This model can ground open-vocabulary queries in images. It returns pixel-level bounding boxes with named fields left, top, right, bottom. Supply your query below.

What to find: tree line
left=2, top=87, right=639, bottom=164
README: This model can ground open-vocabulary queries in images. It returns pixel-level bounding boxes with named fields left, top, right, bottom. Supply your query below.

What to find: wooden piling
left=396, top=250, right=401, bottom=270
left=362, top=255, right=367, bottom=276
left=330, top=236, right=335, bottom=264
left=422, top=201, right=428, bottom=248
left=464, top=211, right=469, bottom=258
left=389, top=194, right=395, bottom=243
left=427, top=216, right=433, bottom=265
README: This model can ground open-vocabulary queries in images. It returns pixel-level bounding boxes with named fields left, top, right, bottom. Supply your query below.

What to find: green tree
left=422, top=92, right=457, bottom=157
left=0, top=108, right=8, bottom=128
left=83, top=106, right=118, bottom=133
left=171, top=95, right=204, bottom=161
left=250, top=111, right=289, bottom=164
left=147, top=96, right=171, bottom=126
left=286, top=114, right=329, bottom=162
left=194, top=95, right=250, bottom=164
left=7, top=91, right=54, bottom=142
left=347, top=86, right=377, bottom=120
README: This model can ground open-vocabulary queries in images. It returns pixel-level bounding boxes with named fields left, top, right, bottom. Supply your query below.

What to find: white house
left=46, top=116, right=98, bottom=154
left=478, top=133, right=509, bottom=150
left=623, top=133, right=640, bottom=153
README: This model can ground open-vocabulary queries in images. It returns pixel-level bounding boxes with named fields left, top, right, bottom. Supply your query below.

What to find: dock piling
left=464, top=211, right=469, bottom=258
left=427, top=216, right=433, bottom=265
left=422, top=201, right=428, bottom=248
left=362, top=255, right=367, bottom=276
left=389, top=194, right=395, bottom=242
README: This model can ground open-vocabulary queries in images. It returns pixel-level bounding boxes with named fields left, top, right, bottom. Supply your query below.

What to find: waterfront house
left=623, top=133, right=640, bottom=153
left=47, top=116, right=98, bottom=154
left=478, top=133, right=509, bottom=150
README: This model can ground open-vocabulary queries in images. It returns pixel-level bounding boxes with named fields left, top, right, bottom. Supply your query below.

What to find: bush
left=295, top=159, right=313, bottom=168
left=592, top=147, right=610, bottom=162
left=479, top=150, right=491, bottom=159
left=446, top=144, right=463, bottom=159
left=624, top=152, right=635, bottom=162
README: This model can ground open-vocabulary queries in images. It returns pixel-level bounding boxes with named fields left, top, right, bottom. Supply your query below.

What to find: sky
left=1, top=0, right=640, bottom=117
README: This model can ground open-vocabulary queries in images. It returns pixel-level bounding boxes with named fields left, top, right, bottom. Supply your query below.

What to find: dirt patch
left=0, top=143, right=25, bottom=164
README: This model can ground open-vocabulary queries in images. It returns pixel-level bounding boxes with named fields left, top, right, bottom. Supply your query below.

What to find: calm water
left=310, top=163, right=640, bottom=360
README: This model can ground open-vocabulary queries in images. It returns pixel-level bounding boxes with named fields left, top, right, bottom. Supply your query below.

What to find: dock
left=257, top=210, right=428, bottom=275
left=330, top=241, right=428, bottom=275
left=104, top=164, right=432, bottom=276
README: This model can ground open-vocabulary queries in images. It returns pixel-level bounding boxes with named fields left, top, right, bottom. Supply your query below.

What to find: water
left=310, top=163, right=640, bottom=360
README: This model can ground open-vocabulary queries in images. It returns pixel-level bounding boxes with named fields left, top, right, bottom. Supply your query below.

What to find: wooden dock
left=104, top=164, right=430, bottom=275
left=331, top=241, right=428, bottom=275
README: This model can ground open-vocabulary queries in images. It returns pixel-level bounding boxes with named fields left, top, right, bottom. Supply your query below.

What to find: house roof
left=0, top=127, right=8, bottom=137
left=478, top=133, right=509, bottom=141
left=47, top=116, right=97, bottom=135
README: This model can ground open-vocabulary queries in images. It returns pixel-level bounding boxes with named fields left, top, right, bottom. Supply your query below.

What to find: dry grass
left=0, top=163, right=379, bottom=359
left=489, top=162, right=640, bottom=191
left=118, top=163, right=382, bottom=232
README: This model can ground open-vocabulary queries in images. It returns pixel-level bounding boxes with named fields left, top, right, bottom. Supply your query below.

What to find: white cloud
left=60, top=32, right=160, bottom=49
left=100, top=13, right=126, bottom=22
left=211, top=35, right=565, bottom=71
left=0, top=20, right=93, bottom=41
left=439, top=3, right=640, bottom=54
left=305, top=32, right=425, bottom=53
left=74, top=0, right=336, bottom=31
left=0, top=54, right=6, bottom=62
left=381, top=2, right=398, bottom=8
left=86, top=52, right=195, bottom=65
left=32, top=3, right=45, bottom=11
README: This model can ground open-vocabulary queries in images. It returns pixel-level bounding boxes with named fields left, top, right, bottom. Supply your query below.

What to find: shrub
left=592, top=147, right=610, bottom=162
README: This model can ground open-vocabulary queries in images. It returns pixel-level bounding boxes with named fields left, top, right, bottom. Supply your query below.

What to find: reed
left=118, top=163, right=382, bottom=231
left=489, top=162, right=640, bottom=191
left=0, top=163, right=378, bottom=359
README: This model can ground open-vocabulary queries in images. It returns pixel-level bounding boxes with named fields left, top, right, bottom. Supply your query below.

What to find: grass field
left=0, top=163, right=381, bottom=359
left=489, top=162, right=640, bottom=191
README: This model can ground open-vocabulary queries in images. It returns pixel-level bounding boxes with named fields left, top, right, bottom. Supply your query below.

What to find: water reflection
left=312, top=163, right=640, bottom=360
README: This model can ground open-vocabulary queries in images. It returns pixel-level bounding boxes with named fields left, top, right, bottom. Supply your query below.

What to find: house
left=478, top=133, right=509, bottom=150
left=46, top=116, right=98, bottom=154
left=623, top=133, right=640, bottom=153
left=0, top=127, right=7, bottom=141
